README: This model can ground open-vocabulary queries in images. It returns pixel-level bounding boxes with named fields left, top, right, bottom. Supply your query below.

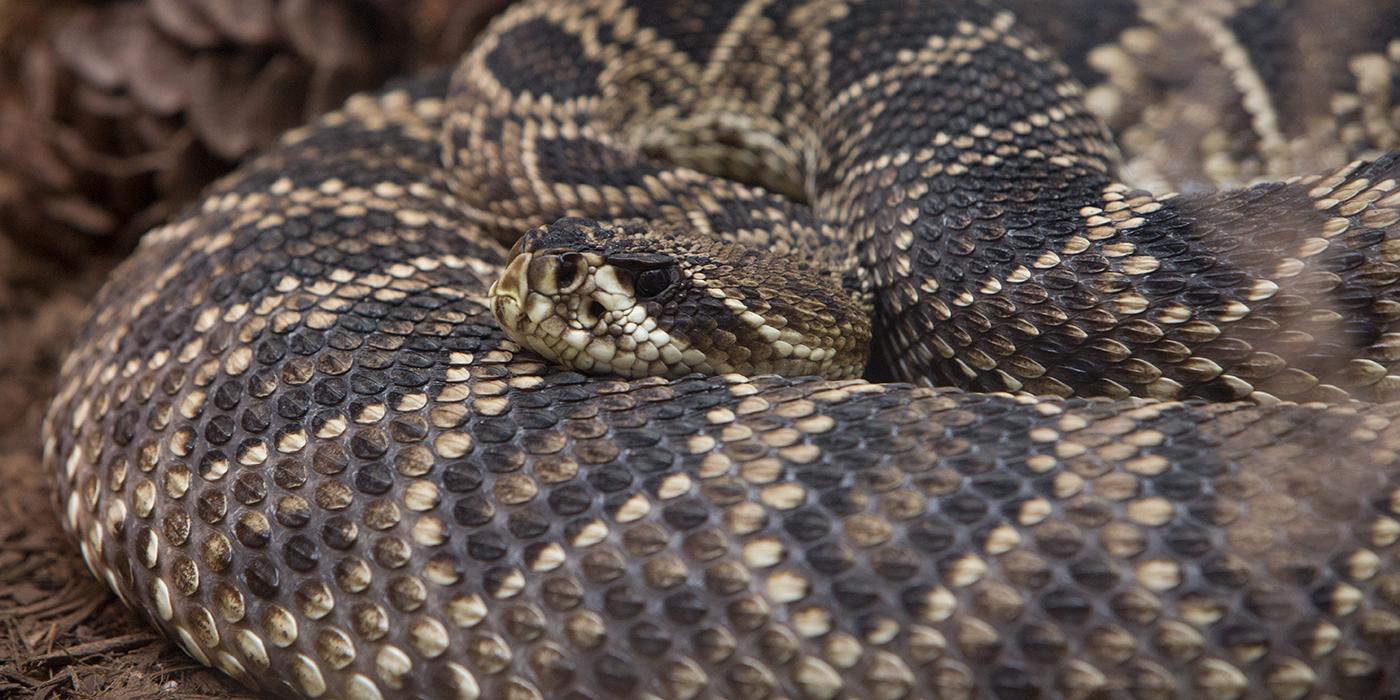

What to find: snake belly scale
left=40, top=0, right=1400, bottom=698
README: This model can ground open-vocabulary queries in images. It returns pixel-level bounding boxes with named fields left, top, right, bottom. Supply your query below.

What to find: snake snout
left=489, top=251, right=531, bottom=330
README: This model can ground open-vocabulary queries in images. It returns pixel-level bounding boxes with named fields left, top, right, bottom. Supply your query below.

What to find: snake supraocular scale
left=40, top=0, right=1400, bottom=698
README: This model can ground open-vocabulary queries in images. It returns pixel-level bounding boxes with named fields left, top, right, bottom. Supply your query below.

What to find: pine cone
left=0, top=0, right=510, bottom=258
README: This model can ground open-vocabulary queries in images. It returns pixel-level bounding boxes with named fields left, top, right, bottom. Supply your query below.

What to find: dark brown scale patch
left=483, top=19, right=605, bottom=101
left=1004, top=0, right=1142, bottom=84
left=223, top=468, right=261, bottom=511
left=824, top=0, right=996, bottom=94
left=282, top=535, right=320, bottom=572
left=628, top=0, right=740, bottom=64
left=242, top=556, right=281, bottom=599
left=536, top=137, right=673, bottom=190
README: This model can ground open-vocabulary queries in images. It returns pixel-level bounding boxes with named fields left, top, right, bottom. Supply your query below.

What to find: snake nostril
left=557, top=253, right=583, bottom=290
left=588, top=300, right=605, bottom=320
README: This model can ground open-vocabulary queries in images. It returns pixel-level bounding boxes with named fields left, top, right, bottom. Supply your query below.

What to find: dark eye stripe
left=607, top=252, right=673, bottom=268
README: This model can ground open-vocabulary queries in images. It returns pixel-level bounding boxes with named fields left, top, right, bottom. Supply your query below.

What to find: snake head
left=489, top=217, right=870, bottom=379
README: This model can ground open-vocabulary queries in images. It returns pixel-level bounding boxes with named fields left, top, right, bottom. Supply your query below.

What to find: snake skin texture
left=40, top=0, right=1400, bottom=698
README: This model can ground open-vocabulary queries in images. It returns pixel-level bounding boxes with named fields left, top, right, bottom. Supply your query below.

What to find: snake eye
left=633, top=266, right=676, bottom=299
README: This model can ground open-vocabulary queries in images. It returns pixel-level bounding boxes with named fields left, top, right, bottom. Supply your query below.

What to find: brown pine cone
left=0, top=0, right=510, bottom=258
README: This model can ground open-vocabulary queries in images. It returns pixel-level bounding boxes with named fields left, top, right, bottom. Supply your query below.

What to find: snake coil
left=43, top=0, right=1400, bottom=698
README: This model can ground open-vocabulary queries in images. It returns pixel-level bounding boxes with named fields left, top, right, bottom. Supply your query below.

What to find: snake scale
left=39, top=0, right=1400, bottom=697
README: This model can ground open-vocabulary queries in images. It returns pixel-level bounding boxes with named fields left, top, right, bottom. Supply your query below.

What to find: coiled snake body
left=42, top=0, right=1400, bottom=697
